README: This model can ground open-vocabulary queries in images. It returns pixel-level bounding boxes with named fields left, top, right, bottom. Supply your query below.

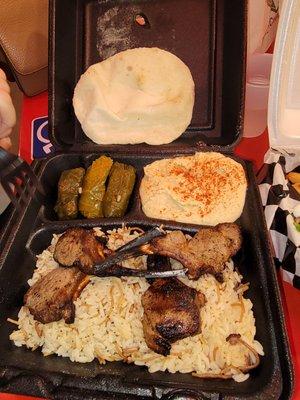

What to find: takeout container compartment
left=49, top=0, right=246, bottom=150
left=37, top=152, right=247, bottom=225
left=40, top=152, right=246, bottom=223
left=0, top=0, right=294, bottom=399
left=0, top=156, right=293, bottom=399
left=40, top=153, right=141, bottom=221
left=0, top=209, right=283, bottom=400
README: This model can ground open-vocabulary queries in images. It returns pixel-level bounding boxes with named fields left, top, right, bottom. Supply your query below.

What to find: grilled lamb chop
left=141, top=278, right=205, bottom=355
left=54, top=224, right=241, bottom=281
left=54, top=228, right=106, bottom=274
left=91, top=224, right=242, bottom=281
left=54, top=227, right=184, bottom=278
left=151, top=223, right=242, bottom=280
left=24, top=267, right=89, bottom=324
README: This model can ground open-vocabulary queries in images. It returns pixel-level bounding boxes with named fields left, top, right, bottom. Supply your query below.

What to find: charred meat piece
left=146, top=254, right=171, bottom=283
left=24, top=267, right=89, bottom=324
left=54, top=228, right=106, bottom=274
left=141, top=278, right=205, bottom=355
left=147, top=254, right=171, bottom=273
left=54, top=227, right=185, bottom=278
left=92, top=224, right=241, bottom=280
left=151, top=223, right=242, bottom=280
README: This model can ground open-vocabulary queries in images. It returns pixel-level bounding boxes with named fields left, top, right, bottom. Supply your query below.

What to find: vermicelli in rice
left=10, top=226, right=264, bottom=382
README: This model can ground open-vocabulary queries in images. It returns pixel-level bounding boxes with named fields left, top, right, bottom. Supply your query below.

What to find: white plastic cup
left=243, top=53, right=273, bottom=138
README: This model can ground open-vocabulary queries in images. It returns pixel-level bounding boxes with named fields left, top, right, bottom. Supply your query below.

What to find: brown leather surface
left=15, top=65, right=48, bottom=96
left=0, top=0, right=48, bottom=76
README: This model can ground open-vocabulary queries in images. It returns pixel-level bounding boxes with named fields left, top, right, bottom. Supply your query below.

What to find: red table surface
left=1, top=94, right=299, bottom=400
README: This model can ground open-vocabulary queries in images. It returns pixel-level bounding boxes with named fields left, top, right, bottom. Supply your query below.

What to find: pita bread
left=139, top=152, right=247, bottom=226
left=73, top=48, right=195, bottom=145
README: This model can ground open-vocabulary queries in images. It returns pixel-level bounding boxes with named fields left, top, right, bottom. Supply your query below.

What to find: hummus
left=139, top=152, right=247, bottom=226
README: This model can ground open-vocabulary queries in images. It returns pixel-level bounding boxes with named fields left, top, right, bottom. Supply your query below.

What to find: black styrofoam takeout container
left=0, top=0, right=294, bottom=399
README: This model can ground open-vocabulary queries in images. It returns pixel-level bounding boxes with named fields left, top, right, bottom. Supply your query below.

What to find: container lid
left=49, top=0, right=247, bottom=153
left=268, top=0, right=300, bottom=152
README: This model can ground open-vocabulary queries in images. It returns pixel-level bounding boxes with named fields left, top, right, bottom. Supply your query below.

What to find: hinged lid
left=49, top=0, right=247, bottom=154
left=268, top=0, right=300, bottom=152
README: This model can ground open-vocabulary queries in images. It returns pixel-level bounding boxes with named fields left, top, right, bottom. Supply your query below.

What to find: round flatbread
left=139, top=152, right=247, bottom=226
left=73, top=47, right=195, bottom=145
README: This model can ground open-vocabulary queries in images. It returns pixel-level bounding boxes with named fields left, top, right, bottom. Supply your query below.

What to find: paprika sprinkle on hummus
left=139, top=152, right=247, bottom=225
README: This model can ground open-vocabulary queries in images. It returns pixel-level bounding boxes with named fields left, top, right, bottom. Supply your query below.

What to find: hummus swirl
left=139, top=152, right=247, bottom=225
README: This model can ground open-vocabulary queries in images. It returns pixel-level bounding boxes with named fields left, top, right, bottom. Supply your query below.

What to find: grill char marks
left=142, top=278, right=205, bottom=355
left=146, top=254, right=172, bottom=283
left=53, top=228, right=106, bottom=274
left=151, top=223, right=242, bottom=280
left=147, top=254, right=172, bottom=273
left=24, top=267, right=89, bottom=324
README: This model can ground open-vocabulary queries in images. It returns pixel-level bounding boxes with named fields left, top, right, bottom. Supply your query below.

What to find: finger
left=0, top=91, right=16, bottom=138
left=0, top=69, right=6, bottom=80
left=0, top=137, right=12, bottom=150
left=0, top=127, right=13, bottom=138
left=0, top=78, right=10, bottom=94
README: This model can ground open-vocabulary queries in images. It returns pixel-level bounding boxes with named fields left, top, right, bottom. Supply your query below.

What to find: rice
left=10, top=226, right=264, bottom=382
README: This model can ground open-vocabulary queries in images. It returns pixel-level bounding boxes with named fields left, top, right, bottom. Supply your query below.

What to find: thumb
left=0, top=137, right=12, bottom=150
left=0, top=90, right=16, bottom=139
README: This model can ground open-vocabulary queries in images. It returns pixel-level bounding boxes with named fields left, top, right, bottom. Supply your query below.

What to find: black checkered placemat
left=258, top=150, right=300, bottom=289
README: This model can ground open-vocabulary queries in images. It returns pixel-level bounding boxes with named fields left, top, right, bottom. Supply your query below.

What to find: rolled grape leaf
left=55, top=168, right=85, bottom=220
left=103, top=162, right=136, bottom=217
left=79, top=155, right=113, bottom=218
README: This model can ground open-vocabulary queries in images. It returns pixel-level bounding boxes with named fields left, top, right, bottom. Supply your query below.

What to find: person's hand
left=0, top=69, right=16, bottom=150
